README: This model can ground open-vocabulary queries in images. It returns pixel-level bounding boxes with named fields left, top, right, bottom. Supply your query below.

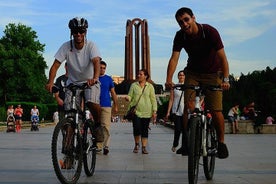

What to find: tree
left=0, top=23, right=53, bottom=105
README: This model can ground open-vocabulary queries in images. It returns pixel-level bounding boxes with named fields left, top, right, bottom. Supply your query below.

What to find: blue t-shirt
left=99, top=75, right=115, bottom=107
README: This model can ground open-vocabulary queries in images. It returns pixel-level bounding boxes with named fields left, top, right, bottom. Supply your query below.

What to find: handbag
left=124, top=85, right=146, bottom=121
left=124, top=106, right=136, bottom=121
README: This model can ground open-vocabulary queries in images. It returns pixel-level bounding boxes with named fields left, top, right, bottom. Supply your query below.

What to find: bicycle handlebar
left=173, top=84, right=222, bottom=92
left=51, top=83, right=89, bottom=94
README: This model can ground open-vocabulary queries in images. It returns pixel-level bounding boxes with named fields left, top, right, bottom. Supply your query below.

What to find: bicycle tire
left=51, top=118, right=83, bottom=184
left=188, top=117, right=201, bottom=184
left=83, top=120, right=97, bottom=176
left=203, top=123, right=217, bottom=180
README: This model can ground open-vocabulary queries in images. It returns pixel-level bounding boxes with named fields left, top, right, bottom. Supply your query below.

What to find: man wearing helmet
left=46, top=17, right=102, bottom=132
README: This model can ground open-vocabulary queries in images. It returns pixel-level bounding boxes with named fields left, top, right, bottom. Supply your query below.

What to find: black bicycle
left=174, top=84, right=221, bottom=184
left=51, top=84, right=97, bottom=184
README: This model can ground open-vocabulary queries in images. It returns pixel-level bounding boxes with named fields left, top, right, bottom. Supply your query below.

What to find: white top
left=172, top=84, right=184, bottom=116
left=55, top=40, right=101, bottom=85
left=31, top=108, right=39, bottom=116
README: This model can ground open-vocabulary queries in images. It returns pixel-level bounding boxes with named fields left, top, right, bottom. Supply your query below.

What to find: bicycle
left=51, top=83, right=98, bottom=184
left=174, top=84, right=221, bottom=184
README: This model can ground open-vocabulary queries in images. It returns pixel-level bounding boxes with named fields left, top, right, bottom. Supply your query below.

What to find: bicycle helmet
left=68, top=17, right=88, bottom=30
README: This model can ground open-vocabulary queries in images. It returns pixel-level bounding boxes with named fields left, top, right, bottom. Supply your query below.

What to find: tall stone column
left=125, top=18, right=150, bottom=81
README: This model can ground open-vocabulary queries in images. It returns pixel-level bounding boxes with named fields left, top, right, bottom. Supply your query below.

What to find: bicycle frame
left=187, top=88, right=208, bottom=157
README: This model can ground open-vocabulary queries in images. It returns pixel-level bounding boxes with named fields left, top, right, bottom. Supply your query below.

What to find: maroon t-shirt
left=173, top=23, right=224, bottom=73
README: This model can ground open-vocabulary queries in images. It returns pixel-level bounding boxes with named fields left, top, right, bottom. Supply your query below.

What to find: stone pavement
left=0, top=122, right=276, bottom=184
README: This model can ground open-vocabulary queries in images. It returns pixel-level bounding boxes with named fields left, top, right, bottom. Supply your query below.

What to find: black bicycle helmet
left=68, top=17, right=88, bottom=30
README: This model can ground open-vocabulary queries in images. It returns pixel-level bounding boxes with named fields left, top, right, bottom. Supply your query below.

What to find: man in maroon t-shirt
left=165, top=7, right=230, bottom=159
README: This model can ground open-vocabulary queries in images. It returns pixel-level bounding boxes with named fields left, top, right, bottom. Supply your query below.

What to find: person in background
left=30, top=105, right=40, bottom=122
left=14, top=104, right=23, bottom=133
left=6, top=105, right=15, bottom=129
left=242, top=101, right=256, bottom=120
left=227, top=104, right=239, bottom=134
left=98, top=60, right=118, bottom=155
left=7, top=105, right=14, bottom=117
left=125, top=69, right=157, bottom=154
left=165, top=7, right=230, bottom=158
left=165, top=70, right=186, bottom=154
left=53, top=110, right=59, bottom=124
left=54, top=62, right=68, bottom=120
left=266, top=116, right=274, bottom=125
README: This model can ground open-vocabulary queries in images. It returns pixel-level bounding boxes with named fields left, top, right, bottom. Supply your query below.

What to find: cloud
left=229, top=58, right=275, bottom=76
left=197, top=1, right=276, bottom=45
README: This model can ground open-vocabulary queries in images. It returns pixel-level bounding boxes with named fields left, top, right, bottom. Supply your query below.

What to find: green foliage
left=45, top=103, right=59, bottom=121
left=0, top=107, right=6, bottom=122
left=0, top=23, right=54, bottom=105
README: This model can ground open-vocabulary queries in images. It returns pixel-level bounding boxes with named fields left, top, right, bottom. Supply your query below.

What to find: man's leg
left=87, top=102, right=101, bottom=124
left=212, top=111, right=229, bottom=159
left=212, top=111, right=225, bottom=143
left=99, top=107, right=111, bottom=155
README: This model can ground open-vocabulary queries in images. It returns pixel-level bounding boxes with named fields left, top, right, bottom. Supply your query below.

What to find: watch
left=223, top=77, right=229, bottom=82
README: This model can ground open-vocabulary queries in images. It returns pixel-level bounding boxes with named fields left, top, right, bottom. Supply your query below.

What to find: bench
left=255, top=124, right=276, bottom=134
left=224, top=120, right=255, bottom=134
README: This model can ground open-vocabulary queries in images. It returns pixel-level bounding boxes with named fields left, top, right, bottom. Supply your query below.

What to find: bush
left=0, top=106, right=6, bottom=122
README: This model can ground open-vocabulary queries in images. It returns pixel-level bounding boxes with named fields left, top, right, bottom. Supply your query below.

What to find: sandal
left=133, top=143, right=139, bottom=153
left=142, top=146, right=148, bottom=154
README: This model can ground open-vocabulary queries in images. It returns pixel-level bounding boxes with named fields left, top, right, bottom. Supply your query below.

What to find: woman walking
left=125, top=69, right=157, bottom=154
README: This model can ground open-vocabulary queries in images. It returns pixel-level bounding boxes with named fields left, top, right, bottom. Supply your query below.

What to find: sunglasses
left=72, top=29, right=86, bottom=34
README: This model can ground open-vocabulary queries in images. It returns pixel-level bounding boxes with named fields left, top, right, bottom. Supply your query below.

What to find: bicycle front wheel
left=203, top=124, right=217, bottom=180
left=188, top=117, right=201, bottom=184
left=83, top=120, right=97, bottom=176
left=51, top=118, right=83, bottom=184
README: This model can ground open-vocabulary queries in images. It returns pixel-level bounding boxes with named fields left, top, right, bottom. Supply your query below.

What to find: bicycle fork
left=201, top=115, right=208, bottom=157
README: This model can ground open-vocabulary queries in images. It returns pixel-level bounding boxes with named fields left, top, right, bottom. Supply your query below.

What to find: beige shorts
left=184, top=71, right=223, bottom=111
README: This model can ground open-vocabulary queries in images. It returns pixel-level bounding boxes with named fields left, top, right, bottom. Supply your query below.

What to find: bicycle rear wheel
left=83, top=120, right=97, bottom=176
left=51, top=118, right=83, bottom=184
left=203, top=124, right=217, bottom=180
left=188, top=117, right=201, bottom=184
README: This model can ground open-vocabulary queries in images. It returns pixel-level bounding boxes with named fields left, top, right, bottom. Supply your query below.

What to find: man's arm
left=88, top=56, right=101, bottom=86
left=110, top=87, right=118, bottom=113
left=54, top=92, right=64, bottom=106
left=45, top=60, right=61, bottom=92
left=166, top=89, right=174, bottom=118
left=217, top=48, right=230, bottom=90
left=217, top=48, right=229, bottom=78
left=165, top=51, right=181, bottom=89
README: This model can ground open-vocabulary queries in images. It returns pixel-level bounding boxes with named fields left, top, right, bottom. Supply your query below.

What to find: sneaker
left=176, top=147, right=183, bottom=154
left=217, top=142, right=229, bottom=159
left=171, top=146, right=176, bottom=152
left=103, top=147, right=109, bottom=155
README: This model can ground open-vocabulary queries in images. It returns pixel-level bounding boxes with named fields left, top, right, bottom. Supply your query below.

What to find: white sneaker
left=171, top=146, right=176, bottom=152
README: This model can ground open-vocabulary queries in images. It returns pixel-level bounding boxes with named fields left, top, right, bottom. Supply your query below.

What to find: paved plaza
left=0, top=122, right=276, bottom=184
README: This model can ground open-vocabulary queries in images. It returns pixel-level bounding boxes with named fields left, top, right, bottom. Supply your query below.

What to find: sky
left=0, top=0, right=275, bottom=85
